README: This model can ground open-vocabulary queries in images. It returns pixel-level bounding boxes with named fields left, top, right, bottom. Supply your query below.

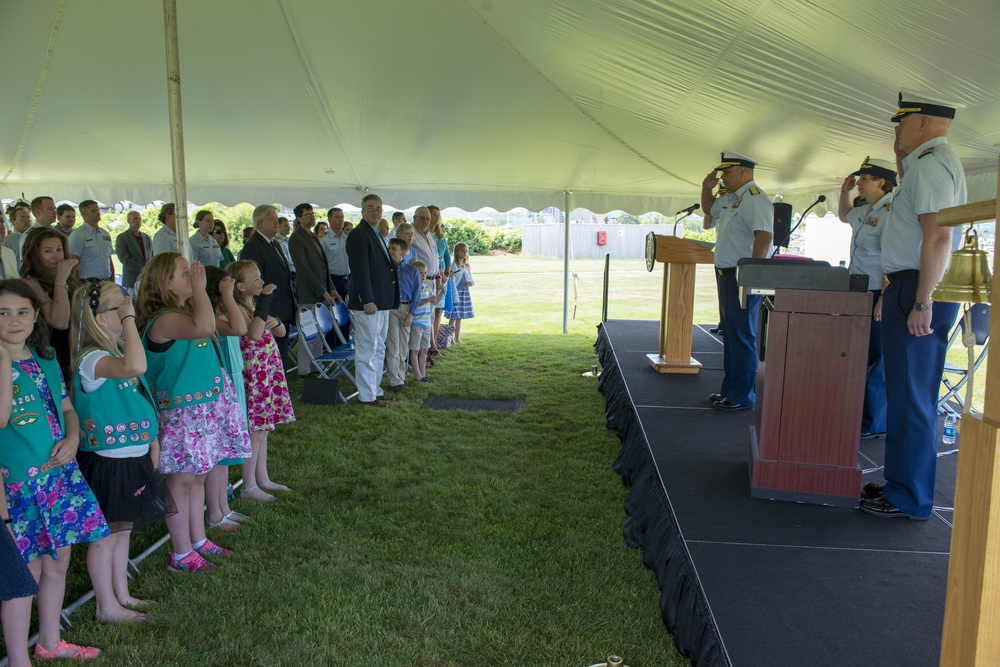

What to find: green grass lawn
left=29, top=254, right=690, bottom=667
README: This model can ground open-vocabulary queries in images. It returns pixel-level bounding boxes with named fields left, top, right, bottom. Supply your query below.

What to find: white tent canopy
left=2, top=0, right=999, bottom=214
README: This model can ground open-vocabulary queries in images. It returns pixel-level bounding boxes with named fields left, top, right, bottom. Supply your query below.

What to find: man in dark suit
left=288, top=203, right=340, bottom=376
left=115, top=210, right=152, bottom=294
left=346, top=194, right=399, bottom=407
left=239, top=204, right=296, bottom=367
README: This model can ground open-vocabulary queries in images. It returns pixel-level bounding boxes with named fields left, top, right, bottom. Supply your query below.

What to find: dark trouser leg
left=717, top=272, right=759, bottom=406
left=881, top=280, right=958, bottom=517
left=275, top=321, right=293, bottom=369
left=862, top=289, right=887, bottom=433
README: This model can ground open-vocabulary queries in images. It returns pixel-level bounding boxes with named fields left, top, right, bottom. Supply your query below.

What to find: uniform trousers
left=385, top=303, right=412, bottom=387
left=862, top=289, right=887, bottom=434
left=716, top=271, right=760, bottom=406
left=881, top=278, right=958, bottom=517
left=350, top=308, right=389, bottom=402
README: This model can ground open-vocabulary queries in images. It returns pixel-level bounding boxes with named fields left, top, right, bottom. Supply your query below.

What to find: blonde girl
left=227, top=260, right=295, bottom=502
left=0, top=279, right=106, bottom=662
left=444, top=242, right=475, bottom=343
left=71, top=282, right=174, bottom=623
left=137, top=253, right=250, bottom=573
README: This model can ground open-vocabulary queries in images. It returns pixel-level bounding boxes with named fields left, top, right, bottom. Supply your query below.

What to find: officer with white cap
left=838, top=157, right=897, bottom=439
left=701, top=151, right=773, bottom=411
left=859, top=91, right=967, bottom=519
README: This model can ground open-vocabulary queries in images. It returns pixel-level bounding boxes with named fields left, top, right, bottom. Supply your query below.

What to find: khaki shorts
left=409, top=326, right=431, bottom=351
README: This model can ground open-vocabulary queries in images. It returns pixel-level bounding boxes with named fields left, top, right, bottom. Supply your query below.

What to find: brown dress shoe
left=387, top=385, right=409, bottom=392
left=358, top=400, right=389, bottom=408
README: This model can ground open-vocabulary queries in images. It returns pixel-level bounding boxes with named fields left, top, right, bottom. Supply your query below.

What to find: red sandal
left=33, top=639, right=101, bottom=662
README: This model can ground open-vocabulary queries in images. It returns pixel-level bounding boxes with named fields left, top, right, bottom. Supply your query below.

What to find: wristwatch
left=914, top=301, right=933, bottom=311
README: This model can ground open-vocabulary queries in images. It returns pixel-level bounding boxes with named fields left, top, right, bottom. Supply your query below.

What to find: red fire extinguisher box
left=597, top=231, right=607, bottom=246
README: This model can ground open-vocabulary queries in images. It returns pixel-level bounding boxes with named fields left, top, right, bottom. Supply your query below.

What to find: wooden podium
left=748, top=288, right=872, bottom=506
left=643, top=232, right=714, bottom=374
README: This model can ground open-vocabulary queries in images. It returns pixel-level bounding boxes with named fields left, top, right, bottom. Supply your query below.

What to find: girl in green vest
left=137, top=253, right=250, bottom=573
left=0, top=279, right=105, bottom=662
left=71, top=281, right=173, bottom=622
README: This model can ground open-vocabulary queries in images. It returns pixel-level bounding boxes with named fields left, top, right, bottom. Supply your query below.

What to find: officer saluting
left=860, top=91, right=967, bottom=519
left=838, top=157, right=898, bottom=439
left=701, top=151, right=773, bottom=412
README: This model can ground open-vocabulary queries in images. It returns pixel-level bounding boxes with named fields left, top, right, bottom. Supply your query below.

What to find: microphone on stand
left=672, top=203, right=700, bottom=236
left=768, top=195, right=827, bottom=259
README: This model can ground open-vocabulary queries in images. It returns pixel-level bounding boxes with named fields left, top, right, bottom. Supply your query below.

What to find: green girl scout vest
left=73, top=352, right=159, bottom=453
left=142, top=313, right=224, bottom=412
left=0, top=349, right=66, bottom=483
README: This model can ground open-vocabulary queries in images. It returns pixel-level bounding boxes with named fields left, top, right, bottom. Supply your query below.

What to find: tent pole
left=562, top=191, right=572, bottom=334
left=163, top=0, right=190, bottom=258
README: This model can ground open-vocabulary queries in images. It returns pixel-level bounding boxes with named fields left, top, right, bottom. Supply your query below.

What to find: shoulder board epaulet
left=748, top=186, right=761, bottom=196
left=918, top=147, right=934, bottom=159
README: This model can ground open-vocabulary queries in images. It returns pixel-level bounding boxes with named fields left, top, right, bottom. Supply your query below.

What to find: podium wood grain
left=647, top=235, right=714, bottom=374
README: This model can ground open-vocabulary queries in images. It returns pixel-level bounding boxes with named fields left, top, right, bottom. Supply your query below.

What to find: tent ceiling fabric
left=2, top=0, right=999, bottom=214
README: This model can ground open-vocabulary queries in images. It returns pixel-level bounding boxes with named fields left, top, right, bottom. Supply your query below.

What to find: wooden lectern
left=643, top=232, right=715, bottom=374
left=748, top=288, right=871, bottom=506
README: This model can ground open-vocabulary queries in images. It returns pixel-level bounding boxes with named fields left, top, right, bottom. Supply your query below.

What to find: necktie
left=270, top=239, right=288, bottom=270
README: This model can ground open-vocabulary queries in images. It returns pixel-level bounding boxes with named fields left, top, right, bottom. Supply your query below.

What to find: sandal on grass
left=259, top=480, right=291, bottom=492
left=207, top=514, right=242, bottom=532
left=34, top=640, right=101, bottom=662
left=239, top=485, right=276, bottom=503
left=226, top=511, right=250, bottom=523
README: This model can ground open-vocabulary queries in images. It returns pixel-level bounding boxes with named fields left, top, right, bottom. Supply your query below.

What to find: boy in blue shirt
left=386, top=238, right=421, bottom=391
left=409, top=261, right=445, bottom=383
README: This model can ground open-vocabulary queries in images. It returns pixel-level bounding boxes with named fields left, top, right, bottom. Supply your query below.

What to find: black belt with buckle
left=715, top=267, right=736, bottom=276
left=887, top=270, right=919, bottom=283
left=400, top=301, right=411, bottom=305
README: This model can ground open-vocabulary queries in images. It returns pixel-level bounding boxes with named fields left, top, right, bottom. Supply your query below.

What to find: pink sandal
left=33, top=639, right=101, bottom=662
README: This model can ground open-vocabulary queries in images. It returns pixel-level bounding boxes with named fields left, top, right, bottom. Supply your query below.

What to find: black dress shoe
left=713, top=400, right=752, bottom=412
left=859, top=497, right=929, bottom=520
left=861, top=482, right=884, bottom=499
left=709, top=327, right=722, bottom=335
left=709, top=393, right=724, bottom=403
left=860, top=431, right=885, bottom=440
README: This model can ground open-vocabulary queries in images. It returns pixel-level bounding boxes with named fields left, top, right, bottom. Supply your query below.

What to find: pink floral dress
left=239, top=307, right=295, bottom=433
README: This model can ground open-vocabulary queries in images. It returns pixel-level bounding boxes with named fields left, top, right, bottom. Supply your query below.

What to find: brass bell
left=932, top=230, right=992, bottom=304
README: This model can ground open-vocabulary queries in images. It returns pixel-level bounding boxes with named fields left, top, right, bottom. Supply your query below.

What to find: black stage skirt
left=76, top=450, right=175, bottom=533
left=0, top=523, right=38, bottom=600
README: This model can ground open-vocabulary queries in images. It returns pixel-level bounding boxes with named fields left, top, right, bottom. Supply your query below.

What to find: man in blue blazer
left=346, top=194, right=400, bottom=407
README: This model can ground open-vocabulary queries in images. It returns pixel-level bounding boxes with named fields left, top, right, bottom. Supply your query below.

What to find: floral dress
left=239, top=307, right=295, bottom=433
left=2, top=357, right=109, bottom=563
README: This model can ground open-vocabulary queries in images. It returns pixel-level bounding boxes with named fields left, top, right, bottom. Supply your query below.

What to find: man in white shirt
left=19, top=195, right=57, bottom=257
left=321, top=207, right=351, bottom=300
left=5, top=204, right=32, bottom=267
left=69, top=200, right=115, bottom=281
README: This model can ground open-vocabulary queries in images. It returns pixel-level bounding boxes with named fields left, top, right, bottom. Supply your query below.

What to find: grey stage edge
left=595, top=320, right=956, bottom=667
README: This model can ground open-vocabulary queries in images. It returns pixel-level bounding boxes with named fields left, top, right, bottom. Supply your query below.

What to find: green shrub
left=443, top=218, right=490, bottom=255
left=442, top=218, right=522, bottom=255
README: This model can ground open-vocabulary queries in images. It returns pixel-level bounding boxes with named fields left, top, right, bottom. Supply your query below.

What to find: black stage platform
left=595, top=320, right=957, bottom=667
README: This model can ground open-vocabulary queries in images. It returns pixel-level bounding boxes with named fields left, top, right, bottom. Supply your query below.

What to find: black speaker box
left=773, top=202, right=793, bottom=248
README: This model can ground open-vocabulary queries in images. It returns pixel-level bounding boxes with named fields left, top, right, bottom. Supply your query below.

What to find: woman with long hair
left=19, top=229, right=80, bottom=378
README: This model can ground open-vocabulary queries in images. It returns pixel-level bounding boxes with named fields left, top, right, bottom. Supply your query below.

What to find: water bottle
left=943, top=411, right=957, bottom=445
left=349, top=331, right=355, bottom=349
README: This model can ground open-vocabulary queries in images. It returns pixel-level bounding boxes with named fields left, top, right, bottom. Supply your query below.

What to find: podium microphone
left=769, top=195, right=827, bottom=259
left=672, top=203, right=700, bottom=236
